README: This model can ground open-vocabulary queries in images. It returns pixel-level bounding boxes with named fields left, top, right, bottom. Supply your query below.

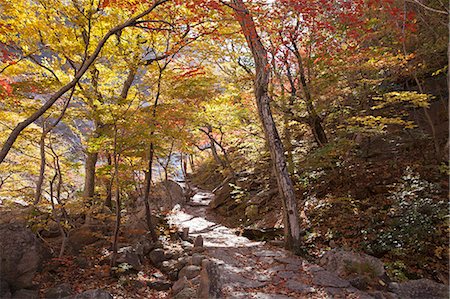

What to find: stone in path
left=168, top=189, right=377, bottom=299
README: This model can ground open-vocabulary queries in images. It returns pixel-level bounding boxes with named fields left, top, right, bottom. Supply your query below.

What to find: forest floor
left=168, top=189, right=377, bottom=298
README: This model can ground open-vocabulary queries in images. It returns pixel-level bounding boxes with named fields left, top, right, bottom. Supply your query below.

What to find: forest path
left=168, top=188, right=374, bottom=299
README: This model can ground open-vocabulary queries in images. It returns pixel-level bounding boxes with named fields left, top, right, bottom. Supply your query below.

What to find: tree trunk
left=110, top=149, right=121, bottom=267
left=83, top=151, right=98, bottom=199
left=34, top=93, right=73, bottom=205
left=290, top=41, right=328, bottom=147
left=105, top=153, right=113, bottom=208
left=231, top=0, right=303, bottom=254
left=143, top=142, right=158, bottom=242
left=34, top=131, right=47, bottom=205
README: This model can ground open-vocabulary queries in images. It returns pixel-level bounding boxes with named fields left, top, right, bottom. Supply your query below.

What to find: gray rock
left=228, top=292, right=295, bottom=299
left=173, top=287, right=197, bottom=299
left=0, top=224, right=45, bottom=290
left=152, top=272, right=165, bottom=279
left=172, top=276, right=187, bottom=295
left=320, top=248, right=385, bottom=279
left=62, top=289, right=112, bottom=299
left=312, top=270, right=351, bottom=288
left=181, top=228, right=190, bottom=241
left=147, top=280, right=172, bottom=291
left=181, top=241, right=193, bottom=249
left=149, top=248, right=166, bottom=265
left=12, top=289, right=39, bottom=299
left=177, top=256, right=189, bottom=268
left=116, top=247, right=142, bottom=270
left=133, top=237, right=156, bottom=256
left=164, top=248, right=183, bottom=260
left=68, top=227, right=100, bottom=252
left=389, top=279, right=449, bottom=299
left=198, top=260, right=222, bottom=299
left=194, top=235, right=203, bottom=248
left=45, top=283, right=73, bottom=298
left=160, top=259, right=184, bottom=279
left=285, top=280, right=316, bottom=293
left=349, top=276, right=369, bottom=290
left=191, top=254, right=205, bottom=266
left=178, top=265, right=201, bottom=280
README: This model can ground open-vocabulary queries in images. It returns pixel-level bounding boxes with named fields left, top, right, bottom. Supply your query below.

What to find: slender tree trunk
left=143, top=142, right=158, bottom=242
left=35, top=131, right=47, bottom=205
left=111, top=125, right=121, bottom=267
left=231, top=0, right=303, bottom=254
left=34, top=93, right=73, bottom=205
left=189, top=154, right=195, bottom=172
left=105, top=153, right=113, bottom=208
left=290, top=41, right=327, bottom=147
left=48, top=147, right=68, bottom=258
left=141, top=62, right=167, bottom=241
left=83, top=151, right=98, bottom=199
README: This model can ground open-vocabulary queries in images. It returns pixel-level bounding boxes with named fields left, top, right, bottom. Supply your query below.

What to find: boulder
left=0, top=223, right=45, bottom=290
left=132, top=237, right=156, bottom=257
left=190, top=254, right=205, bottom=266
left=178, top=265, right=201, bottom=280
left=160, top=259, right=183, bottom=276
left=164, top=180, right=186, bottom=205
left=40, top=221, right=61, bottom=238
left=389, top=279, right=449, bottom=299
left=12, top=289, right=39, bottom=299
left=194, top=235, right=203, bottom=248
left=62, top=289, right=112, bottom=299
left=45, top=283, right=73, bottom=299
left=147, top=280, right=173, bottom=291
left=173, top=287, right=197, bottom=299
left=68, top=227, right=100, bottom=252
left=319, top=249, right=385, bottom=280
left=149, top=249, right=167, bottom=266
left=210, top=183, right=232, bottom=209
left=62, top=289, right=113, bottom=299
left=116, top=247, right=142, bottom=271
left=197, top=260, right=222, bottom=299
left=172, top=276, right=187, bottom=296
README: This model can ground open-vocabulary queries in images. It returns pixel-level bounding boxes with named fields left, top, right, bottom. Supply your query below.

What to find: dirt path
left=168, top=189, right=374, bottom=299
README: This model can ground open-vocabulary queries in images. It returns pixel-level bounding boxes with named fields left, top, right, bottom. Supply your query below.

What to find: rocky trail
left=168, top=189, right=383, bottom=299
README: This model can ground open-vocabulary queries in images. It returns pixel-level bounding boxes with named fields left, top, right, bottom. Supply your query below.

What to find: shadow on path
left=168, top=189, right=373, bottom=299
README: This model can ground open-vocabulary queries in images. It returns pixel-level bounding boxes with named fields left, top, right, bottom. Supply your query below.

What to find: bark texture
left=231, top=0, right=303, bottom=253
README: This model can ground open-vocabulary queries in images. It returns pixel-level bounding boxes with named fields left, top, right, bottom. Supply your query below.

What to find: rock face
left=389, top=279, right=449, bottom=299
left=0, top=223, right=45, bottom=290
